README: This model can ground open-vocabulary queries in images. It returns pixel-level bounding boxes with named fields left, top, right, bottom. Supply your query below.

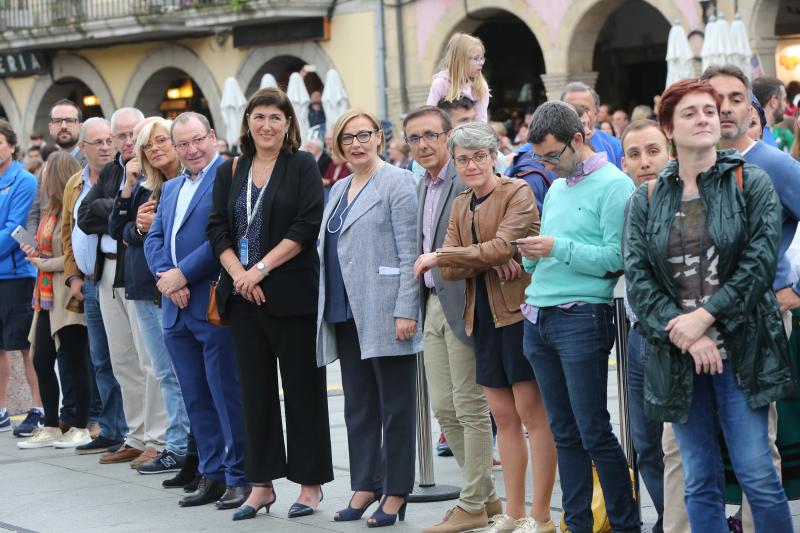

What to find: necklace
left=326, top=163, right=383, bottom=234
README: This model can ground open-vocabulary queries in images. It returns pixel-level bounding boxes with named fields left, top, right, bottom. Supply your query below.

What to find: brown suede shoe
left=130, top=447, right=159, bottom=469
left=422, top=506, right=489, bottom=533
left=99, top=445, right=143, bottom=464
left=485, top=497, right=503, bottom=519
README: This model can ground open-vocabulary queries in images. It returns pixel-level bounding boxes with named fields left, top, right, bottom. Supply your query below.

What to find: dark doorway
left=134, top=68, right=213, bottom=128
left=593, top=0, right=670, bottom=114
left=33, top=78, right=104, bottom=139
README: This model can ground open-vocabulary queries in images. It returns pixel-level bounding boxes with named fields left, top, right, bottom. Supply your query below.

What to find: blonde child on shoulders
left=426, top=32, right=490, bottom=123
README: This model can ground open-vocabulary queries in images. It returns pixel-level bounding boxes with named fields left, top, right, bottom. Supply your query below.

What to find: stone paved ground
left=0, top=361, right=797, bottom=532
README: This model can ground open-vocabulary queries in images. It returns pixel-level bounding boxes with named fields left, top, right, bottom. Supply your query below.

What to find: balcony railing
left=0, top=0, right=254, bottom=30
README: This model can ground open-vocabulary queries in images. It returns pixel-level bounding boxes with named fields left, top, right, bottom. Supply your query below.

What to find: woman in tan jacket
left=17, top=152, right=91, bottom=450
left=413, top=122, right=557, bottom=533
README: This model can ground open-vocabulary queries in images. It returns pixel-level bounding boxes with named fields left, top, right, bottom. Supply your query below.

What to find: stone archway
left=23, top=54, right=116, bottom=142
left=557, top=0, right=687, bottom=76
left=237, top=42, right=336, bottom=98
left=0, top=80, right=22, bottom=141
left=748, top=0, right=781, bottom=76
left=121, top=44, right=222, bottom=131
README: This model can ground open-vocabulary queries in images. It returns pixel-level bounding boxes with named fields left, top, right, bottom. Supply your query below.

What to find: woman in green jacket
left=623, top=78, right=794, bottom=533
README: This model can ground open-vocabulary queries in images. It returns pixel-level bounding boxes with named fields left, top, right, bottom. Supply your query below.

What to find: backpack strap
left=734, top=164, right=743, bottom=191
left=516, top=167, right=552, bottom=188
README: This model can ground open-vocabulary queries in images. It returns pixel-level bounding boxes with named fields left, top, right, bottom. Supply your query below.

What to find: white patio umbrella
left=728, top=14, right=753, bottom=78
left=220, top=77, right=247, bottom=150
left=321, top=69, right=349, bottom=130
left=287, top=72, right=311, bottom=142
left=665, top=21, right=695, bottom=88
left=701, top=15, right=730, bottom=73
left=259, top=73, right=278, bottom=90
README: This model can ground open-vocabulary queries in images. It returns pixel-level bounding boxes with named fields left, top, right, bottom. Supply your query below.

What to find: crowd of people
left=0, top=29, right=797, bottom=533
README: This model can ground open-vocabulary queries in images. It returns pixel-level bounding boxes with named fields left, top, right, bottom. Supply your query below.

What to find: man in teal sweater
left=516, top=102, right=638, bottom=533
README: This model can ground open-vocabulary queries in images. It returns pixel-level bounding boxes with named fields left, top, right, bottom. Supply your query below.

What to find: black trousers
left=33, top=311, right=90, bottom=428
left=229, top=298, right=333, bottom=485
left=334, top=319, right=417, bottom=495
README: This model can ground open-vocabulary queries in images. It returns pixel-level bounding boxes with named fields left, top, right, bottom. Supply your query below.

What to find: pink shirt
left=426, top=71, right=489, bottom=123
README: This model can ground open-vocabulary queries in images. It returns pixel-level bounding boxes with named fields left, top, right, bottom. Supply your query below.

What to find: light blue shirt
left=72, top=166, right=99, bottom=276
left=170, top=155, right=218, bottom=266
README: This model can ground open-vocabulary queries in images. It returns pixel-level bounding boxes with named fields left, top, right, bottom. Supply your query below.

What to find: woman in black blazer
left=206, top=88, right=332, bottom=521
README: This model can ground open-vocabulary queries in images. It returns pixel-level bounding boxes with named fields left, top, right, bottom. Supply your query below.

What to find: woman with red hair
left=623, top=78, right=794, bottom=533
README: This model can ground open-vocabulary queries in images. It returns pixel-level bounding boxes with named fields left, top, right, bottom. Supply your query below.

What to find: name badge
left=239, top=237, right=249, bottom=265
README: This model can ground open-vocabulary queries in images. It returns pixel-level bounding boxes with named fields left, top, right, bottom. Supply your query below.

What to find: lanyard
left=246, top=164, right=269, bottom=233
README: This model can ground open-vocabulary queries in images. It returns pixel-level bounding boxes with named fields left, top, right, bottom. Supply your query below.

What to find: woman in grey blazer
left=317, top=109, right=421, bottom=528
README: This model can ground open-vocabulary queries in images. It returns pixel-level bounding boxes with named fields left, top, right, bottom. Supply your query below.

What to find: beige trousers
left=98, top=259, right=166, bottom=451
left=423, top=294, right=497, bottom=513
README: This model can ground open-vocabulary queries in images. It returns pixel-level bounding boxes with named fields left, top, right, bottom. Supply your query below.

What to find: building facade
left=0, top=0, right=794, bottom=146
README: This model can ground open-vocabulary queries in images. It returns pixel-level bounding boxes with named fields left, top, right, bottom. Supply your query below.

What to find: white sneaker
left=17, top=427, right=62, bottom=449
left=484, top=514, right=517, bottom=533
left=512, top=517, right=557, bottom=533
left=53, top=427, right=92, bottom=448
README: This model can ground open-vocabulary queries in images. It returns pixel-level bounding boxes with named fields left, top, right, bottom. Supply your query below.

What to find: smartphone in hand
left=11, top=225, right=37, bottom=249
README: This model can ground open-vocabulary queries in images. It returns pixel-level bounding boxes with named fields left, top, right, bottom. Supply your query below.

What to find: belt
left=103, top=253, right=118, bottom=260
left=429, top=286, right=437, bottom=295
left=85, top=274, right=96, bottom=281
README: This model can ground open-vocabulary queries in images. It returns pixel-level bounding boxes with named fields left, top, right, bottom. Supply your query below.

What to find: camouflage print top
left=666, top=193, right=726, bottom=358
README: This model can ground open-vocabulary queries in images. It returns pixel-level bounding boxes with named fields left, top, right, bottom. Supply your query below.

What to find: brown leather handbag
left=206, top=157, right=238, bottom=327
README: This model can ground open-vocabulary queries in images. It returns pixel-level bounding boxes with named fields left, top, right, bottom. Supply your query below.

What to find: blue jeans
left=523, top=304, right=638, bottom=533
left=133, top=300, right=189, bottom=454
left=83, top=279, right=127, bottom=441
left=672, top=362, right=792, bottom=533
left=626, top=327, right=664, bottom=533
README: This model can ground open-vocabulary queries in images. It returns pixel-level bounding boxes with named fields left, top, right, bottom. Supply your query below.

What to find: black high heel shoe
left=367, top=495, right=407, bottom=528
left=287, top=487, right=323, bottom=518
left=231, top=488, right=276, bottom=521
left=334, top=490, right=382, bottom=522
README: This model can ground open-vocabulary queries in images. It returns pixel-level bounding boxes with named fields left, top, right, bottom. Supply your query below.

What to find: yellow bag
left=559, top=464, right=634, bottom=533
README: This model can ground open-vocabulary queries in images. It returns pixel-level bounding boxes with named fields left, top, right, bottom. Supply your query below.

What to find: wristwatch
left=256, top=261, right=269, bottom=277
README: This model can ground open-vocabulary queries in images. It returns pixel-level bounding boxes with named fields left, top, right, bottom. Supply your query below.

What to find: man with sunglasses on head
left=515, top=102, right=638, bottom=533
left=404, top=106, right=501, bottom=533
left=78, top=108, right=172, bottom=468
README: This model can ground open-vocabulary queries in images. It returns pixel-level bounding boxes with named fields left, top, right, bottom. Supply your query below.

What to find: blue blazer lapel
left=160, top=183, right=180, bottom=261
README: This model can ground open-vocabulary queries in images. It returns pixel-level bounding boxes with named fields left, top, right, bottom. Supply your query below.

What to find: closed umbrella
left=728, top=14, right=753, bottom=78
left=701, top=16, right=729, bottom=73
left=287, top=72, right=311, bottom=142
left=220, top=77, right=247, bottom=150
left=665, top=21, right=695, bottom=88
left=259, top=73, right=278, bottom=90
left=322, top=69, right=349, bottom=130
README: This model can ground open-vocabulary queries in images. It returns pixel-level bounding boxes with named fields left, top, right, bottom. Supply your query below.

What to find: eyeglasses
left=341, top=129, right=378, bottom=146
left=114, top=131, right=135, bottom=143
left=470, top=55, right=486, bottom=65
left=533, top=142, right=572, bottom=165
left=50, top=117, right=79, bottom=126
left=453, top=151, right=490, bottom=168
left=82, top=138, right=113, bottom=147
left=174, top=133, right=211, bottom=152
left=405, top=130, right=450, bottom=145
left=142, top=136, right=172, bottom=153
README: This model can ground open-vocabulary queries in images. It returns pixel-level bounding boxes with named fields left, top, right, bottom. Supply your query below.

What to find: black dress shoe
left=178, top=476, right=226, bottom=507
left=183, top=473, right=202, bottom=493
left=163, top=455, right=199, bottom=488
left=215, top=485, right=252, bottom=510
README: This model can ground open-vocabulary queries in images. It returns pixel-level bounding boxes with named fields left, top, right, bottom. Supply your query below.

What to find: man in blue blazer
left=144, top=112, right=247, bottom=509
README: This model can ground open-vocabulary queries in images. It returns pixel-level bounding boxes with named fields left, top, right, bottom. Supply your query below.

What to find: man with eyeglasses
left=61, top=117, right=127, bottom=455
left=515, top=102, right=638, bottom=533
left=78, top=107, right=172, bottom=468
left=144, top=112, right=246, bottom=509
left=404, top=106, right=500, bottom=533
left=48, top=99, right=86, bottom=166
left=561, top=82, right=624, bottom=170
